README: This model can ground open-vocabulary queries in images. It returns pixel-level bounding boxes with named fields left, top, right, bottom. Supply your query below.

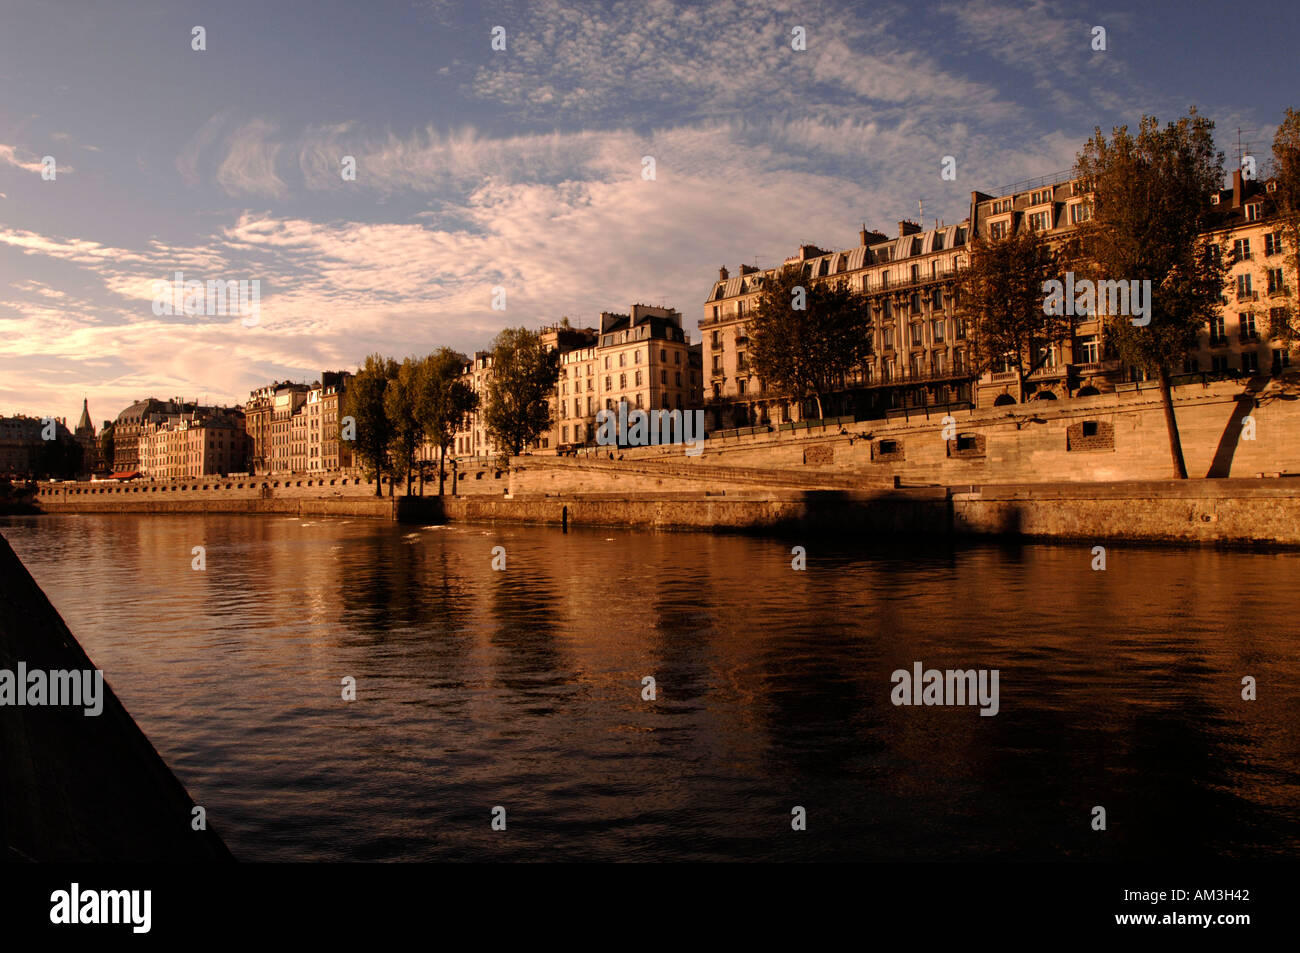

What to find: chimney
left=898, top=220, right=921, bottom=237
left=860, top=224, right=869, bottom=246
left=1232, top=169, right=1244, bottom=208
left=719, top=266, right=729, bottom=281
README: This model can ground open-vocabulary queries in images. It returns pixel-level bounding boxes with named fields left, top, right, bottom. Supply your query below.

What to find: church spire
left=76, top=397, right=93, bottom=434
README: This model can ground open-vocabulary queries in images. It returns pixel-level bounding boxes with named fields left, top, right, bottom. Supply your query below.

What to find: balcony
left=1237, top=291, right=1259, bottom=302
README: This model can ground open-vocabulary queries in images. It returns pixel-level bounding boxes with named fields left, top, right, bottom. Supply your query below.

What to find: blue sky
left=2, top=0, right=1298, bottom=425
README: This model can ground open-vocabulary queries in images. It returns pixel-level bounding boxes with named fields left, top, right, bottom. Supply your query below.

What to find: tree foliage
left=385, top=357, right=424, bottom=495
left=954, top=226, right=1066, bottom=402
left=1267, top=107, right=1300, bottom=343
left=416, top=347, right=479, bottom=495
left=1073, top=109, right=1227, bottom=477
left=343, top=353, right=398, bottom=496
left=745, top=264, right=873, bottom=418
left=483, top=327, right=561, bottom=461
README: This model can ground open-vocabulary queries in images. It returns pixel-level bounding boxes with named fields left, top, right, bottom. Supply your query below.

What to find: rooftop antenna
left=918, top=198, right=924, bottom=221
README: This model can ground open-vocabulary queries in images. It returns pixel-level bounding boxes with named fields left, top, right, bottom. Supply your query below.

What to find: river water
left=3, top=513, right=1298, bottom=861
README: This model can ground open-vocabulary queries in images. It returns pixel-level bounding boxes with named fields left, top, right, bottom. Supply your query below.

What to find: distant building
left=73, top=398, right=100, bottom=476
left=703, top=223, right=971, bottom=429
left=242, top=372, right=352, bottom=475
left=137, top=411, right=248, bottom=479
left=452, top=306, right=702, bottom=459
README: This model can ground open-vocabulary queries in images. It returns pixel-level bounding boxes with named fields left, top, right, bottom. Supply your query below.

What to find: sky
left=2, top=0, right=1298, bottom=427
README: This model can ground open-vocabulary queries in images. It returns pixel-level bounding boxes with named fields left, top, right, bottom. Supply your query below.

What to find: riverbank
left=28, top=475, right=1300, bottom=546
left=0, top=530, right=235, bottom=861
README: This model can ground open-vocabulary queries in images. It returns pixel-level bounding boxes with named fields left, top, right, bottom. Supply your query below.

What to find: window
left=619, top=353, right=626, bottom=367
left=910, top=323, right=924, bottom=346
left=880, top=270, right=890, bottom=288
left=1240, top=312, right=1257, bottom=341
left=931, top=286, right=943, bottom=309
left=989, top=221, right=1008, bottom=240
left=1268, top=267, right=1285, bottom=294
left=1031, top=189, right=1051, bottom=205
left=1265, top=232, right=1284, bottom=256
left=661, top=370, right=667, bottom=384
left=604, top=356, right=611, bottom=369
left=1237, top=273, right=1254, bottom=300
left=635, top=392, right=643, bottom=408
left=675, top=371, right=682, bottom=386
left=634, top=370, right=642, bottom=386
left=931, top=319, right=945, bottom=342
left=1271, top=306, right=1292, bottom=332
left=737, top=379, right=747, bottom=395
left=953, top=349, right=965, bottom=373
left=674, top=351, right=681, bottom=364
left=737, top=352, right=747, bottom=370
left=1183, top=355, right=1199, bottom=374
left=561, top=426, right=569, bottom=443
left=605, top=375, right=611, bottom=391
left=736, top=300, right=746, bottom=316
left=711, top=306, right=719, bottom=319
left=931, top=351, right=946, bottom=375
left=660, top=349, right=667, bottom=362
left=1082, top=421, right=1098, bottom=438
left=1209, top=315, right=1226, bottom=345
left=1243, top=351, right=1259, bottom=372
left=619, top=373, right=627, bottom=389
left=1029, top=211, right=1051, bottom=232
left=1233, top=238, right=1252, bottom=262
left=1273, top=348, right=1291, bottom=371
left=911, top=264, right=921, bottom=283
left=712, top=355, right=722, bottom=372
left=1246, top=203, right=1261, bottom=222
left=954, top=317, right=966, bottom=340
left=1209, top=244, right=1222, bottom=266
left=910, top=293, right=922, bottom=314
left=1211, top=354, right=1230, bottom=373
left=634, top=351, right=642, bottom=364
left=1069, top=203, right=1091, bottom=224
left=712, top=331, right=721, bottom=348
left=881, top=299, right=892, bottom=320
left=1078, top=335, right=1099, bottom=364
left=573, top=398, right=581, bottom=417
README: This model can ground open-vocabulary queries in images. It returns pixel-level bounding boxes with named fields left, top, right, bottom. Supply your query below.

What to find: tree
left=745, top=264, right=873, bottom=419
left=1265, top=107, right=1300, bottom=344
left=416, top=348, right=479, bottom=496
left=1074, top=109, right=1228, bottom=479
left=483, top=327, right=561, bottom=461
left=385, top=358, right=424, bottom=496
left=343, top=353, right=398, bottom=496
left=954, top=226, right=1067, bottom=404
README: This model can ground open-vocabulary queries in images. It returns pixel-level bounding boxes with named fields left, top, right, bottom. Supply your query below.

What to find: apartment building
left=702, top=221, right=972, bottom=430
left=452, top=306, right=703, bottom=459
left=1195, top=171, right=1295, bottom=378
left=137, top=412, right=248, bottom=479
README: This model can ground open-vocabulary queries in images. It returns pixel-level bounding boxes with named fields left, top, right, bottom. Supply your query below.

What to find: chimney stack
left=1232, top=169, right=1244, bottom=208
left=719, top=266, right=729, bottom=281
left=860, top=224, right=869, bottom=246
left=898, top=220, right=921, bottom=237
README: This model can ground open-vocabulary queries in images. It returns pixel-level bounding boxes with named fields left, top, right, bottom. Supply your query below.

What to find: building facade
left=452, top=305, right=704, bottom=460
left=702, top=222, right=972, bottom=430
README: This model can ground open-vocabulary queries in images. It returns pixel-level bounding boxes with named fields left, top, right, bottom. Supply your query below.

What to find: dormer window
left=1245, top=203, right=1262, bottom=222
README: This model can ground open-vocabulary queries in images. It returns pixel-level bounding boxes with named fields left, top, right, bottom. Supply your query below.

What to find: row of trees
left=342, top=329, right=561, bottom=496
left=743, top=106, right=1300, bottom=479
